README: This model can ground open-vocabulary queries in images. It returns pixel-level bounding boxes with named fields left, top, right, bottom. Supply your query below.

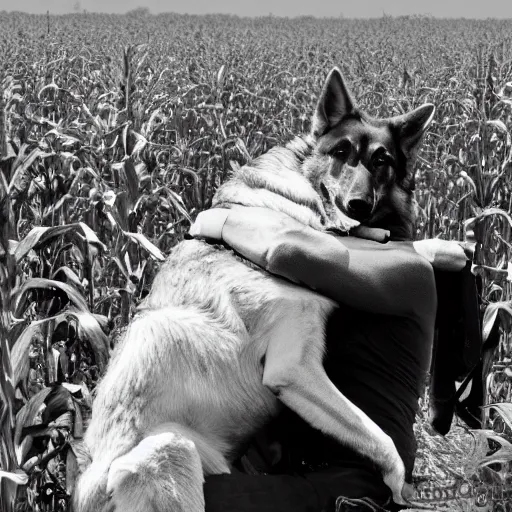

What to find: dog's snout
left=347, top=198, right=373, bottom=221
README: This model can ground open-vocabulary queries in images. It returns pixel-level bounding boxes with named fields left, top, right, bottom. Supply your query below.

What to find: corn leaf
left=122, top=232, right=165, bottom=261
left=14, top=223, right=106, bottom=263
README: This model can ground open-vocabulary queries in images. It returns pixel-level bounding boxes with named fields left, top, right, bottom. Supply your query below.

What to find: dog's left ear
left=391, top=104, right=435, bottom=159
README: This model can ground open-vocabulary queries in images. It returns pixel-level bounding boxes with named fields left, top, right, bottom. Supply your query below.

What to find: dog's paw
left=382, top=453, right=411, bottom=506
left=383, top=473, right=409, bottom=506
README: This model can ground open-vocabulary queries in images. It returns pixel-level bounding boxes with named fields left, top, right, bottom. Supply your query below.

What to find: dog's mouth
left=319, top=183, right=360, bottom=233
left=320, top=182, right=380, bottom=233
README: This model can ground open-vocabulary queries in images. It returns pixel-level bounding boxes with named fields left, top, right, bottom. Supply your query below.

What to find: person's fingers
left=458, top=241, right=476, bottom=261
left=351, top=225, right=390, bottom=243
left=413, top=239, right=468, bottom=271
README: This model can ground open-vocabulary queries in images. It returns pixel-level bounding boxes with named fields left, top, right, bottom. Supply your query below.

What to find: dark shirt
left=281, top=307, right=431, bottom=482
left=264, top=233, right=436, bottom=483
left=205, top=209, right=437, bottom=509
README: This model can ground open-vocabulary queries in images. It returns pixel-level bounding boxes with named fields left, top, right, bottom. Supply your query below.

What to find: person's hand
left=413, top=239, right=471, bottom=271
left=189, top=208, right=230, bottom=241
left=350, top=225, right=390, bottom=243
left=189, top=207, right=309, bottom=270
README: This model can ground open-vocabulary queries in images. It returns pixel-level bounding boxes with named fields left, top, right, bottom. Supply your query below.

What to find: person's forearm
left=190, top=205, right=350, bottom=284
left=220, top=209, right=433, bottom=318
left=222, top=207, right=320, bottom=272
left=218, top=207, right=350, bottom=275
left=267, top=232, right=436, bottom=318
left=264, top=229, right=350, bottom=285
left=190, top=207, right=289, bottom=268
left=190, top=207, right=436, bottom=319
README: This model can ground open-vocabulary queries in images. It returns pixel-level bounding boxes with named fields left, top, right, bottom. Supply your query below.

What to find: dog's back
left=74, top=237, right=313, bottom=512
left=73, top=135, right=360, bottom=510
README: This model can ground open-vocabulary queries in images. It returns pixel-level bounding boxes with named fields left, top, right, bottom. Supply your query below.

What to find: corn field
left=1, top=10, right=512, bottom=511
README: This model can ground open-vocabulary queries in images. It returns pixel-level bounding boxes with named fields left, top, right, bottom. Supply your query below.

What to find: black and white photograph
left=0, top=1, right=511, bottom=511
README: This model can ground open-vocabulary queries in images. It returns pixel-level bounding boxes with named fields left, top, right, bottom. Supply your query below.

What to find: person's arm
left=190, top=207, right=440, bottom=320
left=266, top=226, right=436, bottom=320
left=412, top=238, right=473, bottom=270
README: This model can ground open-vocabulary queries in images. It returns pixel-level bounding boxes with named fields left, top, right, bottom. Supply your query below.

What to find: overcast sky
left=1, top=0, right=512, bottom=18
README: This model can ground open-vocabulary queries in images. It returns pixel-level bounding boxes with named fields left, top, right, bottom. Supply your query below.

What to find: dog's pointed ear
left=392, top=104, right=435, bottom=158
left=312, top=68, right=356, bottom=137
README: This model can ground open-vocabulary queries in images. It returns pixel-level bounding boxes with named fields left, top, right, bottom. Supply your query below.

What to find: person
left=189, top=206, right=470, bottom=512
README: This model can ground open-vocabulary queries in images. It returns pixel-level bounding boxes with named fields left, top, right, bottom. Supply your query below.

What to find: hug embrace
left=73, top=68, right=478, bottom=512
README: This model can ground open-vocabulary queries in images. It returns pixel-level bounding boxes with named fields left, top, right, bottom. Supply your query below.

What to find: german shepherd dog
left=73, top=68, right=434, bottom=512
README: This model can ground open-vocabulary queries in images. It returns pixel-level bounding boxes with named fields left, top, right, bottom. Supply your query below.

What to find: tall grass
left=1, top=11, right=512, bottom=511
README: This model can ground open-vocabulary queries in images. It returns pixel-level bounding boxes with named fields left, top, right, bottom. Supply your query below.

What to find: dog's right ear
left=311, top=68, right=356, bottom=137
left=391, top=104, right=435, bottom=159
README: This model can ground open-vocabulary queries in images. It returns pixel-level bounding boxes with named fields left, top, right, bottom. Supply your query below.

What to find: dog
left=73, top=68, right=435, bottom=512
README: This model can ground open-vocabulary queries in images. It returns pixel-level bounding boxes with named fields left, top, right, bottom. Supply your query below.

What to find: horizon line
left=1, top=9, right=511, bottom=20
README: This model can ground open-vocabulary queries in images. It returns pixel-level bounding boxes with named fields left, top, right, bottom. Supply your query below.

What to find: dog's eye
left=332, top=140, right=352, bottom=161
left=372, top=153, right=392, bottom=168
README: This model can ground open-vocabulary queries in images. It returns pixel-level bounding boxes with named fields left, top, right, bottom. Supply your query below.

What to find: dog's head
left=304, top=68, right=434, bottom=241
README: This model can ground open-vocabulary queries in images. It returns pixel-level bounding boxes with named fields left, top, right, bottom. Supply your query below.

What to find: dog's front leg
left=261, top=295, right=408, bottom=505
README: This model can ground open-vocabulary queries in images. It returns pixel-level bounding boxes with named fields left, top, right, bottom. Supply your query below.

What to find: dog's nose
left=347, top=199, right=373, bottom=221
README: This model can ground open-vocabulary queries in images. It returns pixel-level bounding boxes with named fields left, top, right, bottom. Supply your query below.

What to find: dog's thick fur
left=73, top=69, right=435, bottom=512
